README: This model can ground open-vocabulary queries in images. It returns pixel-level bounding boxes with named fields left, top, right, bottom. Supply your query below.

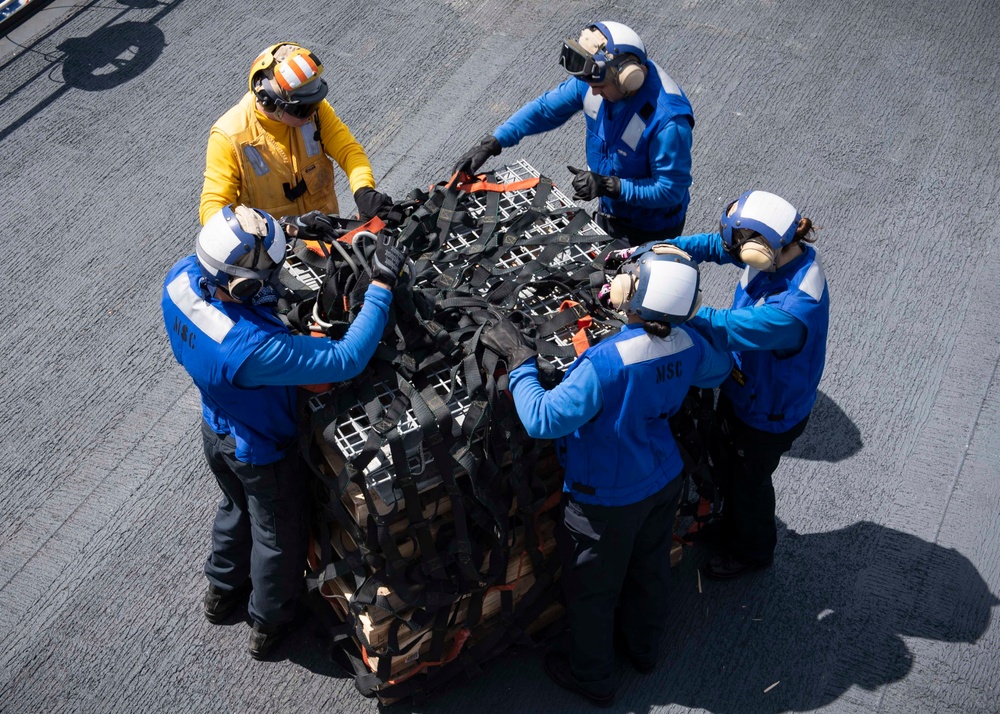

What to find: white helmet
left=609, top=243, right=701, bottom=325
left=559, top=21, right=648, bottom=94
left=197, top=205, right=286, bottom=302
left=720, top=190, right=802, bottom=271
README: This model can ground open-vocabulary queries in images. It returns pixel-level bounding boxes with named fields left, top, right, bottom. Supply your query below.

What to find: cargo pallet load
left=279, top=160, right=685, bottom=704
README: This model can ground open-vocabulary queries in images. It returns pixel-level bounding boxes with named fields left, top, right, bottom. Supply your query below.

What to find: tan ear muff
left=740, top=240, right=776, bottom=271
left=609, top=273, right=636, bottom=310
left=616, top=60, right=647, bottom=95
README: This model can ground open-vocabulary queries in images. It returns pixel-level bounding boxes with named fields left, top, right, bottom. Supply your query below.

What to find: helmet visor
left=559, top=38, right=605, bottom=81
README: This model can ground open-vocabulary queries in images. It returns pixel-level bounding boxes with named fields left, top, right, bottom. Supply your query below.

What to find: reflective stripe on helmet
left=722, top=190, right=801, bottom=251
left=274, top=51, right=320, bottom=92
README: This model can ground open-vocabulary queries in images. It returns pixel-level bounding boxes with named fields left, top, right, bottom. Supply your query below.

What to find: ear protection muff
left=609, top=243, right=702, bottom=323
left=253, top=76, right=278, bottom=111
left=738, top=239, right=777, bottom=271
left=248, top=42, right=326, bottom=117
left=720, top=190, right=801, bottom=272
left=610, top=57, right=647, bottom=95
left=609, top=270, right=638, bottom=310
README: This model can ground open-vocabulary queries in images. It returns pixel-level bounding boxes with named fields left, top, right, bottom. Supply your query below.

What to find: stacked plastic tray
left=288, top=161, right=623, bottom=702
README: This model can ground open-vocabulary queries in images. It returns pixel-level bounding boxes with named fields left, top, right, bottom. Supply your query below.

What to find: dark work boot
left=543, top=651, right=615, bottom=707
left=248, top=621, right=287, bottom=660
left=203, top=582, right=251, bottom=624
left=703, top=553, right=772, bottom=580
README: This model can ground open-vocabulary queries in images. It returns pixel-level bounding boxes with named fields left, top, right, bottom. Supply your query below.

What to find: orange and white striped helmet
left=248, top=42, right=328, bottom=107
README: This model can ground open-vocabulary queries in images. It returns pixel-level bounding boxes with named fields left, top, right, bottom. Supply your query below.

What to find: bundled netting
left=278, top=160, right=685, bottom=703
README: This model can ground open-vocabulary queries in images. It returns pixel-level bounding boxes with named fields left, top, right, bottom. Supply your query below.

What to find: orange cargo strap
left=301, top=216, right=387, bottom=257
left=361, top=628, right=473, bottom=685
left=681, top=497, right=715, bottom=543
left=447, top=171, right=541, bottom=194
left=558, top=299, right=593, bottom=356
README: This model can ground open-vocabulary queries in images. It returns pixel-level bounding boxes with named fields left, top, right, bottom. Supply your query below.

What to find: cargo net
left=283, top=161, right=631, bottom=704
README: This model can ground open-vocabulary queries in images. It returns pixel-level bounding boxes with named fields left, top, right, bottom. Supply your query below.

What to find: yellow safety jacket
left=199, top=93, right=376, bottom=224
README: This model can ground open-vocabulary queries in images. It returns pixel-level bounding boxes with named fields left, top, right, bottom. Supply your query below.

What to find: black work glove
left=567, top=165, right=621, bottom=201
left=280, top=210, right=336, bottom=238
left=453, top=135, right=502, bottom=176
left=482, top=317, right=537, bottom=371
left=354, top=187, right=395, bottom=222
left=371, top=231, right=409, bottom=289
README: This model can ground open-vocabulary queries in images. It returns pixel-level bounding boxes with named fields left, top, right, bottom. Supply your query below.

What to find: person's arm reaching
left=234, top=283, right=391, bottom=387
left=687, top=329, right=735, bottom=388
left=507, top=358, right=603, bottom=439
left=493, top=78, right=588, bottom=148
left=687, top=305, right=807, bottom=355
left=316, top=101, right=376, bottom=195
left=668, top=232, right=739, bottom=266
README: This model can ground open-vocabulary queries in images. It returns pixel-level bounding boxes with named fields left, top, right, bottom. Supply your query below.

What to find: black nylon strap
left=297, top=170, right=624, bottom=701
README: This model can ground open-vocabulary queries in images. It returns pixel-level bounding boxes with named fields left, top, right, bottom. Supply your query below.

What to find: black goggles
left=279, top=100, right=319, bottom=119
left=228, top=277, right=264, bottom=302
left=559, top=39, right=605, bottom=82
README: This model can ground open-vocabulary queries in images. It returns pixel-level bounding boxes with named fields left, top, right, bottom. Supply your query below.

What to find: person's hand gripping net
left=370, top=231, right=409, bottom=289
left=481, top=316, right=537, bottom=371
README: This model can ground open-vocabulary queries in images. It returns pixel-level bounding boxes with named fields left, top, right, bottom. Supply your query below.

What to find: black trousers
left=709, top=394, right=809, bottom=563
left=556, top=476, right=683, bottom=692
left=596, top=212, right=686, bottom=247
left=201, top=420, right=307, bottom=628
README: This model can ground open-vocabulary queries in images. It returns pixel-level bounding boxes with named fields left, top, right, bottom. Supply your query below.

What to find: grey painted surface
left=1, top=0, right=998, bottom=712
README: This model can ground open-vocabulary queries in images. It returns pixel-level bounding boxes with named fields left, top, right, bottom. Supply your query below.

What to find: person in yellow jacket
left=199, top=43, right=393, bottom=227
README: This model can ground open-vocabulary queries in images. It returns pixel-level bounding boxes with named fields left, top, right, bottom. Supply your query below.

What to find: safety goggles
left=559, top=38, right=607, bottom=82
left=279, top=100, right=319, bottom=119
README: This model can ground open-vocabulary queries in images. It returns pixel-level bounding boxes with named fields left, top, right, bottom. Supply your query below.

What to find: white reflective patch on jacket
left=651, top=62, right=681, bottom=96
left=166, top=274, right=234, bottom=344
left=740, top=265, right=760, bottom=288
left=583, top=89, right=603, bottom=120
left=621, top=114, right=646, bottom=151
left=798, top=252, right=827, bottom=301
left=615, top=329, right=694, bottom=366
left=302, top=122, right=321, bottom=157
left=242, top=146, right=270, bottom=177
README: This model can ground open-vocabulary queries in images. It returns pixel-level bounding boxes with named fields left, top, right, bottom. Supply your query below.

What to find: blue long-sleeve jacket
left=508, top=323, right=732, bottom=506
left=669, top=232, right=829, bottom=432
left=235, top=283, right=391, bottom=387
left=163, top=254, right=391, bottom=463
left=493, top=63, right=694, bottom=232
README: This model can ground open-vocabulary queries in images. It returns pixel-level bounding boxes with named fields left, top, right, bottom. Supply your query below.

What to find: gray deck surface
left=2, top=1, right=998, bottom=712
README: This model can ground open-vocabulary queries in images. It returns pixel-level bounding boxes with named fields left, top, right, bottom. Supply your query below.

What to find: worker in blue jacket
left=482, top=245, right=731, bottom=705
left=161, top=205, right=406, bottom=659
left=669, top=190, right=829, bottom=579
left=454, top=21, right=694, bottom=246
